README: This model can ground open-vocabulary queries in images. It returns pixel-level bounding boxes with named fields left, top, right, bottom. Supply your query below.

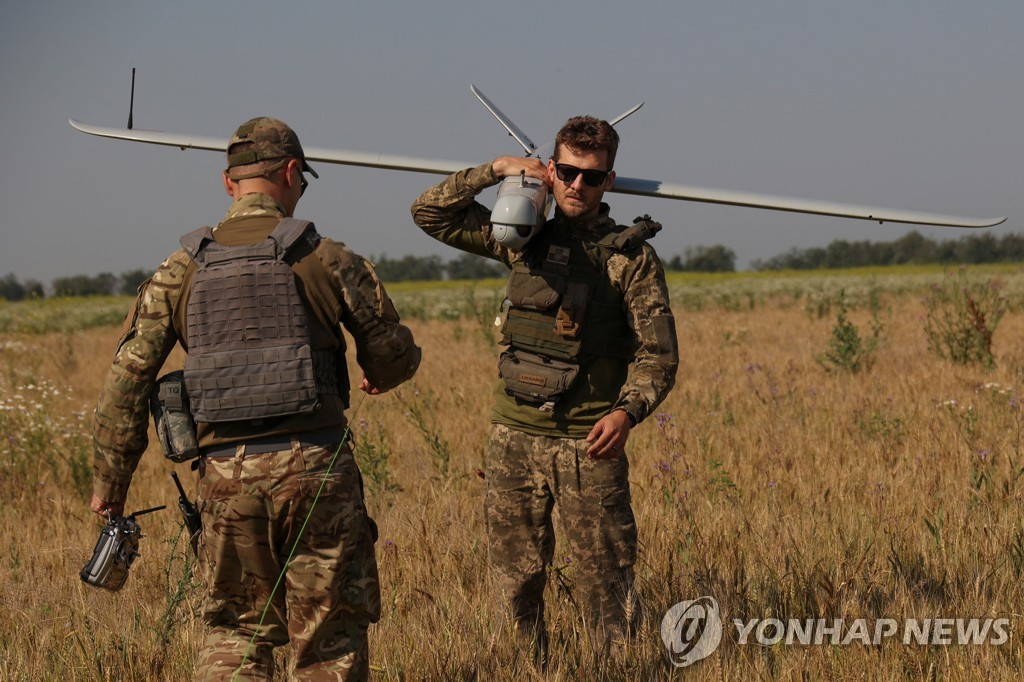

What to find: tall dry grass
left=2, top=267, right=1023, bottom=680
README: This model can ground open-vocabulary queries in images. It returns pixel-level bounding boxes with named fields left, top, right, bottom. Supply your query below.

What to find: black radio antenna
left=127, top=67, right=135, bottom=130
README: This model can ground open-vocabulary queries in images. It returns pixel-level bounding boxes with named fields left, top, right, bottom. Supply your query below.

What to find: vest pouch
left=506, top=263, right=565, bottom=310
left=498, top=348, right=580, bottom=410
left=185, top=343, right=320, bottom=423
left=150, top=370, right=199, bottom=463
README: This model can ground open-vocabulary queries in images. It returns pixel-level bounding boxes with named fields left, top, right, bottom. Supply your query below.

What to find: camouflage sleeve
left=410, top=162, right=514, bottom=265
left=93, top=254, right=187, bottom=502
left=318, top=239, right=421, bottom=391
left=607, top=245, right=679, bottom=425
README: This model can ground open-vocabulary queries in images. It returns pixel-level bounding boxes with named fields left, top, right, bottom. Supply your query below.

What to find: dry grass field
left=2, top=266, right=1024, bottom=680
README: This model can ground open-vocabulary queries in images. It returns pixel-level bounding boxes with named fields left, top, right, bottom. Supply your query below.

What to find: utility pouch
left=506, top=262, right=565, bottom=310
left=151, top=370, right=200, bottom=463
left=498, top=348, right=580, bottom=411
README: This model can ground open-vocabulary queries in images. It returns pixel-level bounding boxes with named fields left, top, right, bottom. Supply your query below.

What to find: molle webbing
left=504, top=307, right=634, bottom=360
left=501, top=230, right=644, bottom=363
left=182, top=218, right=337, bottom=423
left=503, top=308, right=580, bottom=360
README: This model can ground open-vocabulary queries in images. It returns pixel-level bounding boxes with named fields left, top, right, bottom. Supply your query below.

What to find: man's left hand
left=585, top=409, right=633, bottom=460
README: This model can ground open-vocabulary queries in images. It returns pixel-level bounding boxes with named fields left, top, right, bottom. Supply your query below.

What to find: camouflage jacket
left=93, top=193, right=421, bottom=502
left=411, top=163, right=678, bottom=437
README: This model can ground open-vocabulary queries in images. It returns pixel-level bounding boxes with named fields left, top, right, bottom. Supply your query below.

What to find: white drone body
left=491, top=174, right=550, bottom=250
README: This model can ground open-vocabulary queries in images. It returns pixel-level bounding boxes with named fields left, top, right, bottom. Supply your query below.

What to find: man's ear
left=222, top=171, right=236, bottom=198
left=604, top=170, right=616, bottom=191
left=285, top=158, right=302, bottom=190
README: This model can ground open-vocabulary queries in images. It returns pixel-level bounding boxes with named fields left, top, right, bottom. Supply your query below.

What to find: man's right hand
left=359, top=374, right=384, bottom=395
left=91, top=494, right=124, bottom=520
left=491, top=156, right=550, bottom=184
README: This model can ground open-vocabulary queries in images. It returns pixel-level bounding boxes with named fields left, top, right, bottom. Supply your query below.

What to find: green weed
left=353, top=418, right=399, bottom=499
left=816, top=290, right=881, bottom=373
left=397, top=385, right=452, bottom=478
left=923, top=267, right=1006, bottom=368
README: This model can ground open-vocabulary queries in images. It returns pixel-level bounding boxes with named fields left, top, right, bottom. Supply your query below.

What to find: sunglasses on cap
left=554, top=163, right=611, bottom=188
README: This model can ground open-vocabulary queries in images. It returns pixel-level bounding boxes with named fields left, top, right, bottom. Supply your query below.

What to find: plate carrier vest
left=179, top=218, right=339, bottom=423
left=497, top=215, right=661, bottom=410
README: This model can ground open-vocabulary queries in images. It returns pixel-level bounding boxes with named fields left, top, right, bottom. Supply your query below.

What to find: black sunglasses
left=299, top=173, right=308, bottom=196
left=554, top=163, right=611, bottom=188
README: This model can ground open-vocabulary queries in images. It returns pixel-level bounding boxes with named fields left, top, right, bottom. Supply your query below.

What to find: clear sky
left=2, top=1, right=1021, bottom=284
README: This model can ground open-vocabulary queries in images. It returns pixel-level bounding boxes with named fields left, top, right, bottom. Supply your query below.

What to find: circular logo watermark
left=661, top=596, right=723, bottom=667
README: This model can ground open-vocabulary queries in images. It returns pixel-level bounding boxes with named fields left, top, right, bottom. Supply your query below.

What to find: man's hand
left=491, top=156, right=550, bottom=184
left=90, top=494, right=125, bottom=520
left=585, top=409, right=634, bottom=460
left=359, top=374, right=384, bottom=395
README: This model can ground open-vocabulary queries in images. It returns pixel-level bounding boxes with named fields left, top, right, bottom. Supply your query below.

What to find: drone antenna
left=129, top=504, right=166, bottom=518
left=127, top=67, right=136, bottom=130
left=470, top=84, right=538, bottom=157
left=609, top=101, right=644, bottom=126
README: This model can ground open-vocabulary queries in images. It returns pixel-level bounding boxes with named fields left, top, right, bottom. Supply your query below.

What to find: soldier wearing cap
left=412, top=116, right=678, bottom=663
left=90, top=117, right=421, bottom=680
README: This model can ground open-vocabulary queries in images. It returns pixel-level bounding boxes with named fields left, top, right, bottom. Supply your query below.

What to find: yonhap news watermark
left=661, top=597, right=1010, bottom=668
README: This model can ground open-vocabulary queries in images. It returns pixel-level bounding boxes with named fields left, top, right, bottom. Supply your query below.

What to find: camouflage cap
left=225, top=117, right=319, bottom=180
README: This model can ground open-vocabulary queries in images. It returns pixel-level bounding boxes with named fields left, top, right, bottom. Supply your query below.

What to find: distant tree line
left=370, top=252, right=507, bottom=282
left=0, top=269, right=151, bottom=301
left=665, top=245, right=737, bottom=272
left=0, top=273, right=44, bottom=301
left=0, top=255, right=508, bottom=301
left=374, top=234, right=1024, bottom=275
left=373, top=246, right=744, bottom=277
left=7, top=231, right=1019, bottom=300
left=750, top=231, right=1024, bottom=271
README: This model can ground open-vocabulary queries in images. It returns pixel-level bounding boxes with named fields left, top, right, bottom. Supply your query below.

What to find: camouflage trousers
left=194, top=439, right=379, bottom=681
left=485, top=423, right=640, bottom=658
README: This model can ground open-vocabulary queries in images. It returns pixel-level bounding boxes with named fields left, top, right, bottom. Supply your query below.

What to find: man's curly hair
left=554, top=116, right=619, bottom=169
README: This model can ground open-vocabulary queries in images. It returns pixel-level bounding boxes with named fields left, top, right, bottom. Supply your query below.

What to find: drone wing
left=68, top=119, right=469, bottom=175
left=69, top=119, right=1005, bottom=228
left=613, top=176, right=1005, bottom=228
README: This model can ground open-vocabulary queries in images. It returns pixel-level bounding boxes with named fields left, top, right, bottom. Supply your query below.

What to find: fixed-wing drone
left=69, top=80, right=1005, bottom=240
